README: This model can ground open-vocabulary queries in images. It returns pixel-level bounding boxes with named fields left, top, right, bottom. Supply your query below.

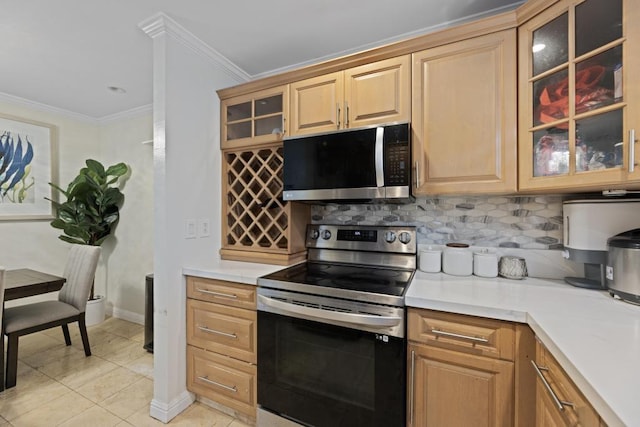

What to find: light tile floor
left=0, top=317, right=249, bottom=427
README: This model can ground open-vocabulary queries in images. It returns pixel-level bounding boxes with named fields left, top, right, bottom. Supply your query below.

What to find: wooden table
left=5, top=269, right=66, bottom=300
left=1, top=268, right=66, bottom=391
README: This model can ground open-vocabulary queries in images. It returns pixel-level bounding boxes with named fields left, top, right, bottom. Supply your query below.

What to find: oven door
left=258, top=309, right=406, bottom=427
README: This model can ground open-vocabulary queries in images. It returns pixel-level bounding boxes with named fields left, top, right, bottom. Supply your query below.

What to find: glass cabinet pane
left=576, top=109, right=623, bottom=172
left=256, top=116, right=283, bottom=136
left=533, top=128, right=569, bottom=177
left=255, top=95, right=283, bottom=117
left=575, top=45, right=623, bottom=114
left=227, top=102, right=252, bottom=122
left=227, top=122, right=252, bottom=141
left=532, top=13, right=568, bottom=76
left=533, top=68, right=569, bottom=126
left=576, top=0, right=622, bottom=57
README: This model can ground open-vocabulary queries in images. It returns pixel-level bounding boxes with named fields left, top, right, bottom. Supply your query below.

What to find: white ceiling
left=0, top=0, right=522, bottom=119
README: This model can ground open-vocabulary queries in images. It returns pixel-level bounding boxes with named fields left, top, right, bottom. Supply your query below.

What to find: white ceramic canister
left=473, top=249, right=498, bottom=278
left=419, top=247, right=442, bottom=273
left=442, top=243, right=473, bottom=276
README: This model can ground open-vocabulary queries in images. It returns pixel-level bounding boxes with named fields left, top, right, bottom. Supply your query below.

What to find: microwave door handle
left=375, top=126, right=384, bottom=187
left=258, top=295, right=402, bottom=328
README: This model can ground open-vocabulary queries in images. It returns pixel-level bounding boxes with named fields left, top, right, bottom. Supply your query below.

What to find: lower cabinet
left=408, top=343, right=514, bottom=426
left=187, top=346, right=257, bottom=419
left=407, top=308, right=536, bottom=427
left=186, top=276, right=257, bottom=422
left=532, top=341, right=605, bottom=427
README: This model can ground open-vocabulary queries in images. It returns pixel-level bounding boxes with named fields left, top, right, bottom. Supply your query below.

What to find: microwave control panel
left=383, top=124, right=410, bottom=186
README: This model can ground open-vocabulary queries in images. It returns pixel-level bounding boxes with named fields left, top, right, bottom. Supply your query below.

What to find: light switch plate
left=185, top=219, right=197, bottom=239
left=198, top=218, right=211, bottom=238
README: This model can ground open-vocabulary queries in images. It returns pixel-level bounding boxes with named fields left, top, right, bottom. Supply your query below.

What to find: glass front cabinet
left=518, top=0, right=640, bottom=191
left=221, top=86, right=289, bottom=150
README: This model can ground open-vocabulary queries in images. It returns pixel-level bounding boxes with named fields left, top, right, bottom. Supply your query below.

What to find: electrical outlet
left=198, top=218, right=211, bottom=238
left=185, top=219, right=197, bottom=239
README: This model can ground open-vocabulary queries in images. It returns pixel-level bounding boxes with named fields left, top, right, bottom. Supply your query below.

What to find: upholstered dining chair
left=2, top=245, right=100, bottom=388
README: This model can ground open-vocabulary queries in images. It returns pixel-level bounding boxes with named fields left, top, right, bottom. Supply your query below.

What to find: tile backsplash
left=311, top=195, right=565, bottom=249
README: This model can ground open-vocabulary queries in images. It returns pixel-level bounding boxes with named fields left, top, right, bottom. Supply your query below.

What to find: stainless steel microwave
left=282, top=122, right=412, bottom=203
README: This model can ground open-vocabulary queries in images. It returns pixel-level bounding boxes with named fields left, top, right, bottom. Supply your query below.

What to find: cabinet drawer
left=408, top=308, right=515, bottom=361
left=187, top=346, right=256, bottom=420
left=187, top=276, right=256, bottom=310
left=534, top=343, right=600, bottom=427
left=187, top=299, right=257, bottom=364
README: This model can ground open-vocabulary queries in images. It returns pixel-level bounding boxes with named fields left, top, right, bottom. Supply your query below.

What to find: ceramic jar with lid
left=419, top=247, right=442, bottom=273
left=442, top=243, right=473, bottom=276
left=473, top=249, right=498, bottom=278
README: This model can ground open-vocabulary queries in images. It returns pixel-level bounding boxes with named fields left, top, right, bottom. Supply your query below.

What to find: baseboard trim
left=112, top=307, right=145, bottom=325
left=149, top=390, right=194, bottom=423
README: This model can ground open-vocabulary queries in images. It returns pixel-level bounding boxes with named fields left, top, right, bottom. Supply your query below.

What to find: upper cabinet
left=289, top=56, right=411, bottom=136
left=412, top=29, right=518, bottom=195
left=518, top=0, right=640, bottom=191
left=221, top=86, right=289, bottom=150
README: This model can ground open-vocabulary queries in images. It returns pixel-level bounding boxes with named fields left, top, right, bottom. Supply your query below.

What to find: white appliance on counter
left=563, top=198, right=640, bottom=289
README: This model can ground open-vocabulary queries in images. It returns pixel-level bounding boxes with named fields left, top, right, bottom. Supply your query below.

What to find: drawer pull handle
left=630, top=129, right=637, bottom=173
left=431, top=328, right=489, bottom=343
left=196, top=288, right=238, bottom=299
left=198, top=376, right=237, bottom=393
left=410, top=350, right=416, bottom=426
left=198, top=326, right=238, bottom=339
left=531, top=360, right=575, bottom=411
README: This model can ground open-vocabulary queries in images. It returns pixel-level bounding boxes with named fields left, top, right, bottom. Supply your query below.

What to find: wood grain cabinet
left=289, top=55, right=411, bottom=136
left=407, top=308, right=536, bottom=427
left=532, top=340, right=605, bottom=427
left=411, top=29, right=518, bottom=195
left=518, top=0, right=640, bottom=192
left=221, top=85, right=289, bottom=150
left=186, top=276, right=258, bottom=421
left=219, top=144, right=309, bottom=265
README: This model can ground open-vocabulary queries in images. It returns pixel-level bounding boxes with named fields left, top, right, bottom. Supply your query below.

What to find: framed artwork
left=0, top=113, right=58, bottom=220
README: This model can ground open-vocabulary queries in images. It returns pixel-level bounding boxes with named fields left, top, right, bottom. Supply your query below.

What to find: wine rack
left=220, top=144, right=308, bottom=265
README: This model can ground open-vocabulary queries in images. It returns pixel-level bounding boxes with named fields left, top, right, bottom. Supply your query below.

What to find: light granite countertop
left=183, top=264, right=639, bottom=426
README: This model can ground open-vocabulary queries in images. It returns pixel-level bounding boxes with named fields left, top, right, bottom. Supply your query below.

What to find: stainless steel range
left=257, top=224, right=416, bottom=427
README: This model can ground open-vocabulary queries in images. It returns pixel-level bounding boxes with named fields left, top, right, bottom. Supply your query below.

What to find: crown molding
left=138, top=12, right=250, bottom=85
left=0, top=91, right=98, bottom=123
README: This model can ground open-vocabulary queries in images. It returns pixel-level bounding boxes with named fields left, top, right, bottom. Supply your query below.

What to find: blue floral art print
left=0, top=131, right=35, bottom=203
left=0, top=115, right=55, bottom=219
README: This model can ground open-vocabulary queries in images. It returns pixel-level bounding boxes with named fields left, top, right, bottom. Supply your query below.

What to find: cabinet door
left=408, top=343, right=514, bottom=427
left=221, top=85, right=288, bottom=149
left=344, top=56, right=410, bottom=129
left=518, top=0, right=640, bottom=191
left=412, top=29, right=517, bottom=195
left=533, top=343, right=600, bottom=427
left=535, top=382, right=569, bottom=427
left=289, top=72, right=343, bottom=135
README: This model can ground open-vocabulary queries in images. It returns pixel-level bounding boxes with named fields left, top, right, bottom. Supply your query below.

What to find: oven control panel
left=306, top=224, right=416, bottom=254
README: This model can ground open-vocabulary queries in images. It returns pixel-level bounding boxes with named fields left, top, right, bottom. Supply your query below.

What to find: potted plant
left=47, top=159, right=129, bottom=325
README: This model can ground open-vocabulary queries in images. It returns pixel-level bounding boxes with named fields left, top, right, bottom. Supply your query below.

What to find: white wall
left=99, top=113, right=154, bottom=321
left=142, top=15, right=246, bottom=422
left=0, top=97, right=154, bottom=317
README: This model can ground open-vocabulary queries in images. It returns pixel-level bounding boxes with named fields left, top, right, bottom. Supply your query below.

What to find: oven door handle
left=258, top=295, right=402, bottom=328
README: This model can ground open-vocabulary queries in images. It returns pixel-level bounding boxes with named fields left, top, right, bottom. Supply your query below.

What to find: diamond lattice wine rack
left=220, top=144, right=308, bottom=265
